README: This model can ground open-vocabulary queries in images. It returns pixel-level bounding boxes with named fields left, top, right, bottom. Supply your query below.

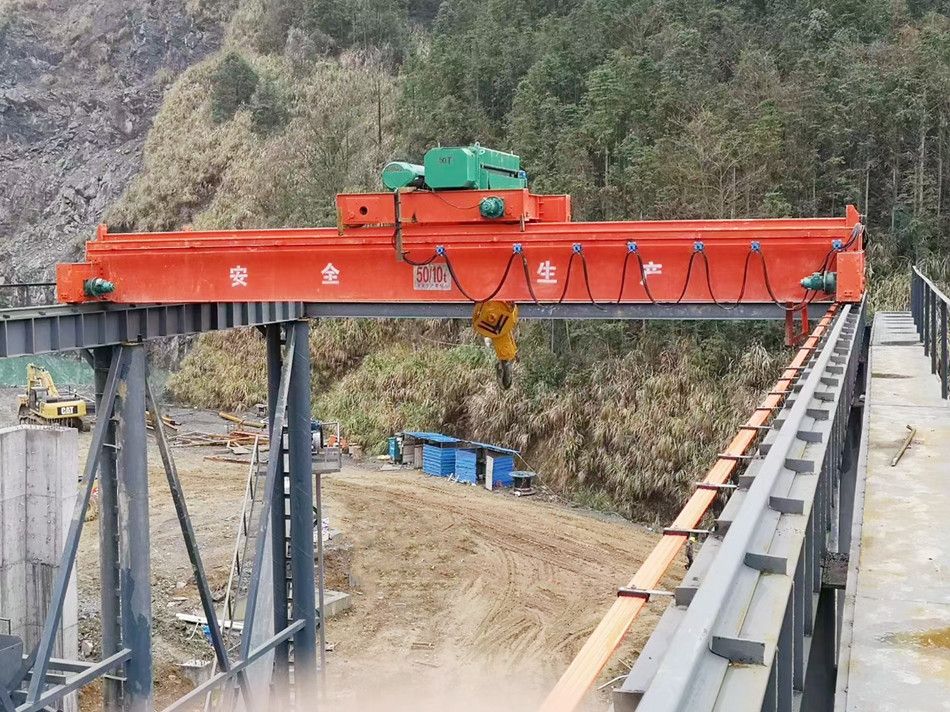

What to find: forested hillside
left=106, top=0, right=950, bottom=520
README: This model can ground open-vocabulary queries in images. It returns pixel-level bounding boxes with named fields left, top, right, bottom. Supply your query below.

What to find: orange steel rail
left=538, top=304, right=839, bottom=712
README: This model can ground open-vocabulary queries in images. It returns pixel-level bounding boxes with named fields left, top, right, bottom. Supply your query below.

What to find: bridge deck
left=839, top=312, right=950, bottom=711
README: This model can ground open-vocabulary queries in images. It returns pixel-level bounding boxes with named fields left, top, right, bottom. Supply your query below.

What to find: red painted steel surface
left=56, top=192, right=863, bottom=305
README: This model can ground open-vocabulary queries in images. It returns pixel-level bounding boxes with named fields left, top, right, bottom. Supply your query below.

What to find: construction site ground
left=0, top=391, right=681, bottom=710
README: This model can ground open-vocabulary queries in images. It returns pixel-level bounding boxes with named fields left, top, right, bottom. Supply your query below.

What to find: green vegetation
left=116, top=0, right=950, bottom=519
left=210, top=52, right=259, bottom=123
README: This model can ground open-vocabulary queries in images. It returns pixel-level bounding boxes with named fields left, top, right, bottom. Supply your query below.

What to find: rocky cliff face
left=0, top=0, right=224, bottom=286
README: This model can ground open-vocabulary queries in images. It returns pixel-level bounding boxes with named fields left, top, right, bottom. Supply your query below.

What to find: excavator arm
left=26, top=364, right=60, bottom=398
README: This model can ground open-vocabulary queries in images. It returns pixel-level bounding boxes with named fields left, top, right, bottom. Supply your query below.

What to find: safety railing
left=910, top=266, right=949, bottom=399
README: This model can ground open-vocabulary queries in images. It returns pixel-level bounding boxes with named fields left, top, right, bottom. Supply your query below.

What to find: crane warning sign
left=413, top=263, right=451, bottom=291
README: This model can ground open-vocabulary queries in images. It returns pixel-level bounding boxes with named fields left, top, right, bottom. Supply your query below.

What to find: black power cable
left=619, top=247, right=702, bottom=305
left=414, top=216, right=866, bottom=313
left=556, top=246, right=606, bottom=310
left=519, top=253, right=540, bottom=305
left=700, top=249, right=754, bottom=310
left=442, top=248, right=518, bottom=303
left=400, top=251, right=439, bottom=267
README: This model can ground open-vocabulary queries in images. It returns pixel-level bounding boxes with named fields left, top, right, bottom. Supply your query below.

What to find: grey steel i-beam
left=145, top=380, right=252, bottom=708
left=115, top=345, right=152, bottom=710
left=266, top=324, right=290, bottom=708
left=0, top=301, right=823, bottom=358
left=287, top=320, right=319, bottom=699
left=94, top=348, right=123, bottom=712
left=238, top=329, right=296, bottom=665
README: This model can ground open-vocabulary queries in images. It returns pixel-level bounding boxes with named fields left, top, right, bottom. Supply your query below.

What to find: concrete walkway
left=839, top=312, right=950, bottom=711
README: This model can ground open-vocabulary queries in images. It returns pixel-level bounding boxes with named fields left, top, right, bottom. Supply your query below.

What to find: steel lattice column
left=115, top=344, right=152, bottom=711
left=94, top=347, right=123, bottom=712
left=287, top=320, right=318, bottom=701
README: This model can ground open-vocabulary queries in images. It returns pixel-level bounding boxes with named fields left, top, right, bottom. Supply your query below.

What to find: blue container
left=422, top=444, right=455, bottom=477
left=388, top=436, right=399, bottom=462
left=455, top=449, right=478, bottom=484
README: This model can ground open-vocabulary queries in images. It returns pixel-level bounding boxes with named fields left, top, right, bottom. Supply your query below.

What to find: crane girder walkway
left=835, top=309, right=950, bottom=712
left=608, top=302, right=865, bottom=712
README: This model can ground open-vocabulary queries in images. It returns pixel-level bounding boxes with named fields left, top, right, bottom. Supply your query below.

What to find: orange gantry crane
left=55, top=145, right=866, bottom=710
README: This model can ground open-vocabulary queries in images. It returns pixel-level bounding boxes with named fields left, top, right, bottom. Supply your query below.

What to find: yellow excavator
left=17, top=364, right=90, bottom=431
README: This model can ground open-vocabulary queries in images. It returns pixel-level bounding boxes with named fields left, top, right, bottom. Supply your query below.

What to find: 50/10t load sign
left=413, top=263, right=451, bottom=291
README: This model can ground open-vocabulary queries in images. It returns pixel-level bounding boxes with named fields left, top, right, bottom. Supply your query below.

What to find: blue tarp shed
left=465, top=440, right=520, bottom=456
left=401, top=431, right=520, bottom=484
left=486, top=455, right=515, bottom=488
left=422, top=444, right=457, bottom=476
left=402, top=431, right=462, bottom=445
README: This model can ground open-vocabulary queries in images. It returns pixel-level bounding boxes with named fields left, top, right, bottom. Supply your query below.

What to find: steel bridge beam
left=615, top=301, right=865, bottom=712
left=287, top=320, right=319, bottom=700
left=115, top=345, right=152, bottom=710
left=302, top=302, right=808, bottom=320
left=0, top=301, right=828, bottom=357
left=0, top=302, right=303, bottom=357
left=93, top=349, right=122, bottom=712
left=266, top=325, right=290, bottom=709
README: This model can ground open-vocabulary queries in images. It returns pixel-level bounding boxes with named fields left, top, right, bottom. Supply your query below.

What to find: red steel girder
left=57, top=199, right=863, bottom=306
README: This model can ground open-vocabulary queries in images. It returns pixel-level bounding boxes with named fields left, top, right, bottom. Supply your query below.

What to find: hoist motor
left=382, top=144, right=527, bottom=191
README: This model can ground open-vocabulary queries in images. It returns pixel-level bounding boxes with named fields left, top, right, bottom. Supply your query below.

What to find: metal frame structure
left=611, top=302, right=866, bottom=711
left=910, top=266, right=949, bottom=399
left=0, top=302, right=303, bottom=358
left=0, top=317, right=320, bottom=712
left=57, top=206, right=863, bottom=307
left=0, top=301, right=822, bottom=359
left=0, top=296, right=854, bottom=712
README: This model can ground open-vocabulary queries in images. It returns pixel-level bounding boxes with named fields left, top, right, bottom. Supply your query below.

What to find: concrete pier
left=0, top=425, right=78, bottom=708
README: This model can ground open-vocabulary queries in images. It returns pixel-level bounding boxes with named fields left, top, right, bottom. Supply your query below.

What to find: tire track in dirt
left=321, top=467, right=684, bottom=707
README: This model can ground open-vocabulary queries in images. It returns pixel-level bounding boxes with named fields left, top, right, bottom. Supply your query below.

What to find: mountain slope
left=0, top=0, right=225, bottom=285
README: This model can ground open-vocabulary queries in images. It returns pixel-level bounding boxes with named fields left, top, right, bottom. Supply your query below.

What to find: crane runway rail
left=612, top=302, right=864, bottom=712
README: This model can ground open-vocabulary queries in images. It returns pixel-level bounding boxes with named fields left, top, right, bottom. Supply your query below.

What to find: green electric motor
left=381, top=144, right=528, bottom=192
left=424, top=144, right=526, bottom=190
left=800, top=271, right=837, bottom=293
left=381, top=161, right=425, bottom=190
left=479, top=196, right=506, bottom=219
left=84, top=278, right=116, bottom=297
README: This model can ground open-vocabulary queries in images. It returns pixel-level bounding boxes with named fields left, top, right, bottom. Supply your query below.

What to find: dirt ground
left=0, top=393, right=684, bottom=711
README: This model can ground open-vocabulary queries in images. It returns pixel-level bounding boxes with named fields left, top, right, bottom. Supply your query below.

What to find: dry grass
left=462, top=322, right=783, bottom=521
left=170, top=319, right=784, bottom=522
